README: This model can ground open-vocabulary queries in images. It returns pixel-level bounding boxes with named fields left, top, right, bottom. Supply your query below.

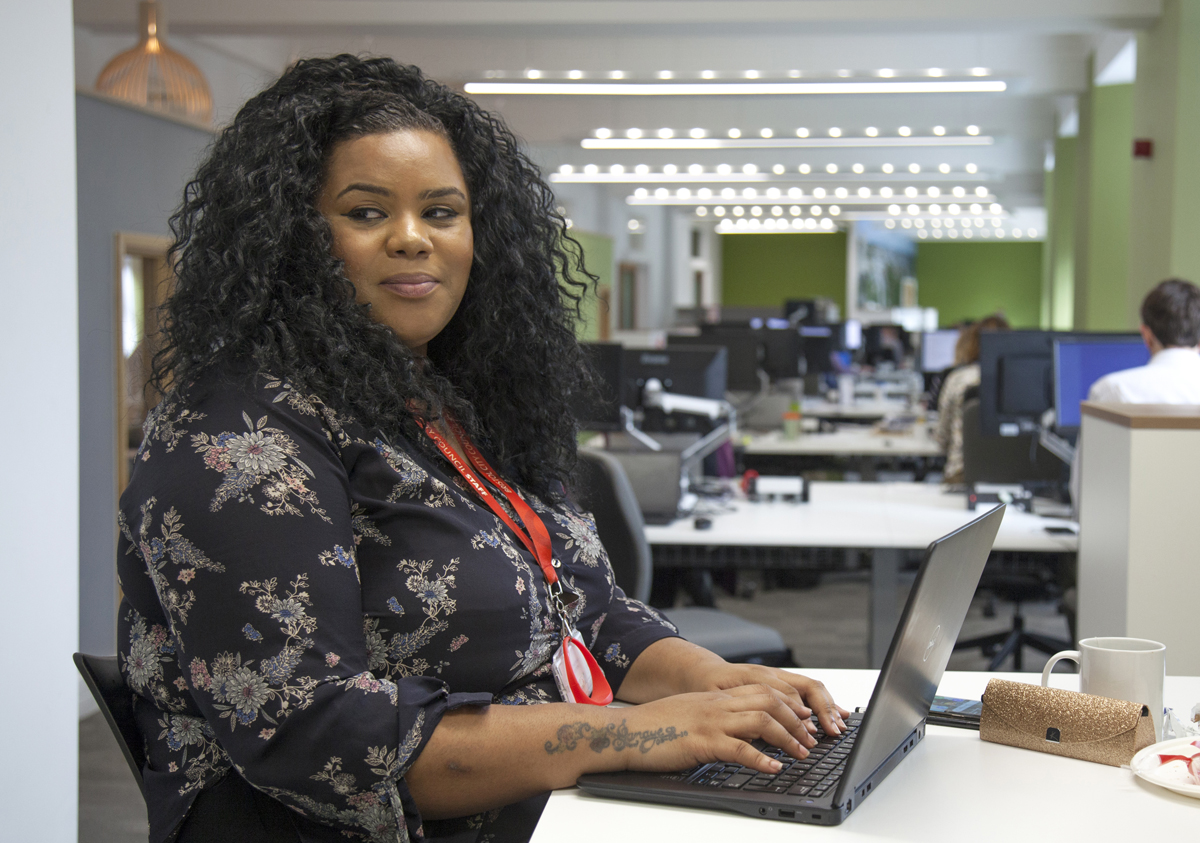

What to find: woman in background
left=935, top=314, right=1010, bottom=484
left=118, top=55, right=848, bottom=843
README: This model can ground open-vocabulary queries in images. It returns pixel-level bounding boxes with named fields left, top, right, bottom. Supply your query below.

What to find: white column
left=1077, top=404, right=1200, bottom=675
left=0, top=2, right=80, bottom=840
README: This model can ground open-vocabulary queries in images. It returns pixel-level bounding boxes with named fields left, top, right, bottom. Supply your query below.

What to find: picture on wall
left=856, top=221, right=917, bottom=313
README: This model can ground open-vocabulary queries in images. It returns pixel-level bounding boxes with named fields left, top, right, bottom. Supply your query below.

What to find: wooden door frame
left=113, top=232, right=173, bottom=497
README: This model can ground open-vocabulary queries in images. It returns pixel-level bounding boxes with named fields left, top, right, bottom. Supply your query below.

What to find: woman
left=934, top=314, right=1010, bottom=484
left=119, top=55, right=847, bottom=843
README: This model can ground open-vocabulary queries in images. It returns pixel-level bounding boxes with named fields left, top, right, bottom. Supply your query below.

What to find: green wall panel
left=720, top=232, right=847, bottom=313
left=916, top=241, right=1045, bottom=328
left=1079, top=83, right=1133, bottom=331
left=565, top=230, right=613, bottom=341
left=1045, top=136, right=1077, bottom=330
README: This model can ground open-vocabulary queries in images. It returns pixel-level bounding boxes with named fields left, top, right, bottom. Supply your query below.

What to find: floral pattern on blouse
left=117, top=372, right=679, bottom=843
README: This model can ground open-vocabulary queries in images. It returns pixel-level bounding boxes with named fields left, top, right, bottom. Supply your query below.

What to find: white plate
left=1130, top=737, right=1200, bottom=799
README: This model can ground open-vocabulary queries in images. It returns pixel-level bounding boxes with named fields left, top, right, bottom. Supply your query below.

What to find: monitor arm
left=1038, top=409, right=1076, bottom=465
left=642, top=377, right=728, bottom=419
left=630, top=379, right=738, bottom=466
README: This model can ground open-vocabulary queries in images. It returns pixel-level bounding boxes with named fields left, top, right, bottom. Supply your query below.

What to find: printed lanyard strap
left=422, top=419, right=612, bottom=707
left=420, top=420, right=559, bottom=588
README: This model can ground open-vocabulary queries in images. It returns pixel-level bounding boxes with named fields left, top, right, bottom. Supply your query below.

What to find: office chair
left=573, top=449, right=795, bottom=666
left=954, top=398, right=1073, bottom=669
left=74, top=652, right=146, bottom=799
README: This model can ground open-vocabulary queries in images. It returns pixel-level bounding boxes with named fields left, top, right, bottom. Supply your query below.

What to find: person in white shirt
left=1086, top=278, right=1200, bottom=404
left=1072, top=278, right=1200, bottom=510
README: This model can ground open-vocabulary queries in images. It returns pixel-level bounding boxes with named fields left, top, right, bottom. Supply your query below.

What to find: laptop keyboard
left=684, top=720, right=859, bottom=799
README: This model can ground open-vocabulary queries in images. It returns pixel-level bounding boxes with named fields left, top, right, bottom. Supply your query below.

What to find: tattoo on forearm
left=544, top=720, right=687, bottom=755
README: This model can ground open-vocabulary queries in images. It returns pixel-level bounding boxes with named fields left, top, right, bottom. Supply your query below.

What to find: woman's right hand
left=580, top=684, right=820, bottom=776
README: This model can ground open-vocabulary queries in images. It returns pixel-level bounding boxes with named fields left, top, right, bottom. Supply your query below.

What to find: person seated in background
left=934, top=314, right=1011, bottom=484
left=1087, top=278, right=1200, bottom=403
left=1071, top=278, right=1200, bottom=512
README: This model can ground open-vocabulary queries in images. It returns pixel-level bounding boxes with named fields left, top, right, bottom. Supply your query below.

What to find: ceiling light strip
left=551, top=173, right=989, bottom=184
left=465, top=81, right=1007, bottom=96
left=581, top=136, right=993, bottom=150
left=553, top=173, right=771, bottom=183
left=625, top=197, right=996, bottom=206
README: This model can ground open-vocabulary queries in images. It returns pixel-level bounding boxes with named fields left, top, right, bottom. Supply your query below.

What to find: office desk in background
left=798, top=398, right=911, bottom=422
left=646, top=484, right=1077, bottom=666
left=740, top=422, right=943, bottom=480
left=743, top=425, right=943, bottom=458
left=533, top=669, right=1200, bottom=843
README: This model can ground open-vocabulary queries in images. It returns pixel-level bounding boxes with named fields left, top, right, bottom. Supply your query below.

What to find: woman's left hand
left=617, top=637, right=851, bottom=737
left=686, top=661, right=851, bottom=737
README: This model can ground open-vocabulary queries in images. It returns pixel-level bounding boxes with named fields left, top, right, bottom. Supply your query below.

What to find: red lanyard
left=421, top=419, right=613, bottom=707
left=420, top=420, right=559, bottom=588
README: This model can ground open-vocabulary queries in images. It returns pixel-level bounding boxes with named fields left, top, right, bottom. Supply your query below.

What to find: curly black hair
left=155, top=54, right=598, bottom=498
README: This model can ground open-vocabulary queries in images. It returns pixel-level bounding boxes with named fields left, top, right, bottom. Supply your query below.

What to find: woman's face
left=317, top=129, right=474, bottom=356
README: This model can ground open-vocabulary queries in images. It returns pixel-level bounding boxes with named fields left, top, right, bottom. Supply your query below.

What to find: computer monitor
left=783, top=299, right=823, bottom=326
left=572, top=342, right=624, bottom=431
left=622, top=346, right=728, bottom=434
left=978, top=330, right=1057, bottom=437
left=840, top=319, right=863, bottom=352
left=759, top=327, right=803, bottom=380
left=863, top=324, right=910, bottom=366
left=1053, top=335, right=1150, bottom=431
left=798, top=326, right=836, bottom=375
left=621, top=346, right=728, bottom=406
left=920, top=329, right=961, bottom=373
left=668, top=331, right=763, bottom=392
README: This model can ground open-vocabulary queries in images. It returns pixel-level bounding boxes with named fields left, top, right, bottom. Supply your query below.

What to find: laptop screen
left=836, top=505, right=1004, bottom=801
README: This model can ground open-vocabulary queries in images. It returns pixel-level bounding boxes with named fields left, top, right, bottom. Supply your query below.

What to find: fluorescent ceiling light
left=581, top=135, right=993, bottom=150
left=625, top=194, right=994, bottom=206
left=551, top=172, right=988, bottom=184
left=464, top=80, right=1007, bottom=96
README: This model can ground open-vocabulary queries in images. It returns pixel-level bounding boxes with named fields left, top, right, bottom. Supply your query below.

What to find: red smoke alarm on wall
left=1133, top=139, right=1154, bottom=158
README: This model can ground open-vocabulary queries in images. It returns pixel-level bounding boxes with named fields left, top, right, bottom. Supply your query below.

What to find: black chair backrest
left=74, top=653, right=147, bottom=799
left=571, top=450, right=652, bottom=603
left=961, top=397, right=1064, bottom=485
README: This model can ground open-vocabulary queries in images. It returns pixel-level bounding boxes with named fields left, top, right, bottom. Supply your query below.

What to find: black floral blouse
left=117, top=372, right=679, bottom=843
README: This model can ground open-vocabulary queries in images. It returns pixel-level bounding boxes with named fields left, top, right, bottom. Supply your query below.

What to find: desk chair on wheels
left=952, top=398, right=1073, bottom=670
left=573, top=449, right=795, bottom=666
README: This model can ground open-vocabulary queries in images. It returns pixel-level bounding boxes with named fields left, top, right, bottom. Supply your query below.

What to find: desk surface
left=533, top=670, right=1200, bottom=842
left=646, top=482, right=1078, bottom=553
left=743, top=425, right=943, bottom=457
left=799, top=399, right=910, bottom=420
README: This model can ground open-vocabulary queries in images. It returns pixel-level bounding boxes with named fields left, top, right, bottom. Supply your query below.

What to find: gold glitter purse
left=979, top=678, right=1156, bottom=767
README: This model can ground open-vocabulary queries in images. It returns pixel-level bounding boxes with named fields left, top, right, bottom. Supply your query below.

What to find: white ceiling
left=74, top=0, right=1161, bottom=231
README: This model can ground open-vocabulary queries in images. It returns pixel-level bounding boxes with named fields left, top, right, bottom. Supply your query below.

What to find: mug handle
left=1041, top=650, right=1080, bottom=686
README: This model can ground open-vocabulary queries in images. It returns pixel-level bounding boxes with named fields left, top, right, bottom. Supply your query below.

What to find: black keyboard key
left=722, top=774, right=753, bottom=789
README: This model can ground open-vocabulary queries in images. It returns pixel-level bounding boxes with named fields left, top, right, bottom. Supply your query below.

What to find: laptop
left=576, top=504, right=1006, bottom=825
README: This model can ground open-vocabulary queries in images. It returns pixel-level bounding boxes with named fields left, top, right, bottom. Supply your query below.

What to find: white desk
left=799, top=399, right=910, bottom=421
left=646, top=484, right=1078, bottom=666
left=743, top=426, right=943, bottom=458
left=533, top=670, right=1200, bottom=842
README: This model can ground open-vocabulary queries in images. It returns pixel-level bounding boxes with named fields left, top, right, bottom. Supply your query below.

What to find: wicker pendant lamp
left=95, top=1, right=213, bottom=124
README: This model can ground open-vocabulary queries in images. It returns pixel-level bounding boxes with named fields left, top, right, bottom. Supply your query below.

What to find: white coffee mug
left=1041, top=637, right=1166, bottom=740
